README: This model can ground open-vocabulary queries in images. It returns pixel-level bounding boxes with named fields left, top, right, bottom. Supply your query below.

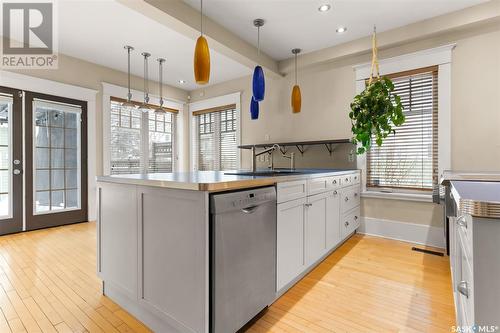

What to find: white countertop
left=96, top=169, right=359, bottom=192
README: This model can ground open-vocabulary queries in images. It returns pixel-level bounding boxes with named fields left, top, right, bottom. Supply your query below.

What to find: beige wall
left=6, top=52, right=189, bottom=177
left=190, top=23, right=500, bottom=227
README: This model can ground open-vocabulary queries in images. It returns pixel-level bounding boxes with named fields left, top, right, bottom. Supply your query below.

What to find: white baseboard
left=358, top=217, right=445, bottom=249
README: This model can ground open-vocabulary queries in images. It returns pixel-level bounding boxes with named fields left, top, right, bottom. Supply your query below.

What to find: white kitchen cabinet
left=276, top=197, right=306, bottom=291
left=276, top=171, right=361, bottom=294
left=326, top=190, right=341, bottom=249
left=305, top=192, right=328, bottom=264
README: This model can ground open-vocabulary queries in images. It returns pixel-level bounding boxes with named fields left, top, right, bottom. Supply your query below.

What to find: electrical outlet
left=264, top=134, right=270, bottom=141
left=348, top=150, right=355, bottom=162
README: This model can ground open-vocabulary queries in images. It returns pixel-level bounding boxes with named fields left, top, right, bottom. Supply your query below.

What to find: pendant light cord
left=257, top=26, right=260, bottom=57
left=294, top=53, right=297, bottom=85
left=127, top=47, right=132, bottom=101
left=200, top=0, right=203, bottom=36
left=159, top=60, right=163, bottom=106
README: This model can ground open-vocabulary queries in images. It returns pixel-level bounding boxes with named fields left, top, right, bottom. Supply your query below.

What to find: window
left=366, top=66, right=438, bottom=192
left=192, top=104, right=238, bottom=171
left=109, top=98, right=176, bottom=174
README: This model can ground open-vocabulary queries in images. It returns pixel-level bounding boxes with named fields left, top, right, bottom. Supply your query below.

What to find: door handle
left=241, top=205, right=259, bottom=214
left=457, top=281, right=469, bottom=298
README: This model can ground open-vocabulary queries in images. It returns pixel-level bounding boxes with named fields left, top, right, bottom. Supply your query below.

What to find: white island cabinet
left=97, top=169, right=361, bottom=333
left=276, top=171, right=361, bottom=294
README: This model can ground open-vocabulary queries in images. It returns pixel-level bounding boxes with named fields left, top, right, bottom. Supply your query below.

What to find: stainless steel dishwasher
left=210, top=187, right=276, bottom=333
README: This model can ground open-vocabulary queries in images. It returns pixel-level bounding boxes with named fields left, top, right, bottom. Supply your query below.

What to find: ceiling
left=57, top=0, right=251, bottom=91
left=183, top=0, right=488, bottom=61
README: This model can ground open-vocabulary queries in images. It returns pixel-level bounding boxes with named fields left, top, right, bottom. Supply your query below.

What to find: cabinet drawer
left=307, top=177, right=331, bottom=196
left=341, top=207, right=360, bottom=239
left=456, top=214, right=473, bottom=264
left=340, top=174, right=352, bottom=187
left=340, top=185, right=360, bottom=213
left=277, top=180, right=307, bottom=203
left=457, top=230, right=474, bottom=326
left=351, top=172, right=360, bottom=184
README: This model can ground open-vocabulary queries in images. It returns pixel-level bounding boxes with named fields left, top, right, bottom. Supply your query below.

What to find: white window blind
left=110, top=99, right=176, bottom=174
left=366, top=66, right=438, bottom=192
left=192, top=104, right=238, bottom=171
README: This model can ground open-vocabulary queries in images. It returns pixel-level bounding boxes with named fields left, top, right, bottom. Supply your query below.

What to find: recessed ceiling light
left=178, top=80, right=186, bottom=84
left=336, top=26, right=347, bottom=33
left=318, top=4, right=331, bottom=12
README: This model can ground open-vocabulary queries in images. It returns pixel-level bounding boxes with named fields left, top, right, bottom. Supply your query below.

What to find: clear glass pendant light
left=122, top=45, right=137, bottom=108
left=155, top=58, right=167, bottom=114
left=140, top=52, right=152, bottom=113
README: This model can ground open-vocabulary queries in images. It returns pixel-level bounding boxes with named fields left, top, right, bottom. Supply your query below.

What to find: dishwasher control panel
left=210, top=187, right=277, bottom=213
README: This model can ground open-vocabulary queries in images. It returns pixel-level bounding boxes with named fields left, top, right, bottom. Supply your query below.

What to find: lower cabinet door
left=305, top=193, right=328, bottom=265
left=277, top=198, right=306, bottom=291
left=326, top=190, right=341, bottom=250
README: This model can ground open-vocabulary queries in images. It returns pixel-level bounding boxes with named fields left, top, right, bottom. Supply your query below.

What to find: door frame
left=0, top=70, right=98, bottom=222
left=25, top=91, right=88, bottom=230
left=0, top=86, right=23, bottom=234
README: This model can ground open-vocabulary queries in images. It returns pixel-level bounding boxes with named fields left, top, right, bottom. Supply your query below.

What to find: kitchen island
left=96, top=169, right=361, bottom=333
left=444, top=177, right=500, bottom=330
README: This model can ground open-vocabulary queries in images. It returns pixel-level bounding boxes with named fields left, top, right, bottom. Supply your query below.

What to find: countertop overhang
left=451, top=181, right=500, bottom=219
left=440, top=170, right=500, bottom=186
left=96, top=169, right=359, bottom=192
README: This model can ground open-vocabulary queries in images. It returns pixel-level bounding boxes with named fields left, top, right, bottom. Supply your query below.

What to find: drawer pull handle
left=354, top=216, right=358, bottom=220
left=354, top=193, right=358, bottom=197
left=345, top=221, right=349, bottom=227
left=345, top=197, right=349, bottom=202
left=333, top=190, right=338, bottom=195
left=304, top=203, right=312, bottom=207
left=457, top=215, right=468, bottom=229
left=345, top=178, right=349, bottom=182
left=332, top=180, right=337, bottom=184
left=457, top=281, right=469, bottom=298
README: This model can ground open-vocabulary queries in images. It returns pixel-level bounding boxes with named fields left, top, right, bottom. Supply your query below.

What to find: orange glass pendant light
left=291, top=48, right=302, bottom=113
left=194, top=0, right=210, bottom=84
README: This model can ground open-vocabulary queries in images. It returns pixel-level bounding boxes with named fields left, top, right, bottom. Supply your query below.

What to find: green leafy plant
left=349, top=76, right=405, bottom=154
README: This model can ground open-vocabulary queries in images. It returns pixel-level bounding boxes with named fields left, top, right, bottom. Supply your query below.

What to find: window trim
left=102, top=82, right=185, bottom=175
left=353, top=44, right=453, bottom=201
left=188, top=92, right=241, bottom=171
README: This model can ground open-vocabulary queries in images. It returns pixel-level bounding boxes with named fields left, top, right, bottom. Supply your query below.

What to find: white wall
left=190, top=22, right=500, bottom=228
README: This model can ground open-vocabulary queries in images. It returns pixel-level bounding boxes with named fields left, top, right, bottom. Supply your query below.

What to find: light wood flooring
left=0, top=222, right=454, bottom=333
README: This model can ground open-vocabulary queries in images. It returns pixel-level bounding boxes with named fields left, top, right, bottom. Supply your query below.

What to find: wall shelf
left=238, top=139, right=352, bottom=155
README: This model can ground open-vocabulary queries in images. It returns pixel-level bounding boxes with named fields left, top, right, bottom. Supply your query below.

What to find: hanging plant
left=349, top=27, right=405, bottom=155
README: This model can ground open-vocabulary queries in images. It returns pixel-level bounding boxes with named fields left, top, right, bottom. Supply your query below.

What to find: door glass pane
left=33, top=101, right=81, bottom=214
left=0, top=95, right=12, bottom=218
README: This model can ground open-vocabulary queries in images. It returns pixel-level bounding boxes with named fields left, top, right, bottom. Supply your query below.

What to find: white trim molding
left=0, top=70, right=98, bottom=221
left=101, top=82, right=186, bottom=175
left=358, top=217, right=445, bottom=249
left=354, top=44, right=454, bottom=200
left=188, top=92, right=242, bottom=171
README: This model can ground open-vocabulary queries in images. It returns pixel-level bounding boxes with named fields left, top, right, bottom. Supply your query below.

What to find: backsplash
left=252, top=142, right=357, bottom=170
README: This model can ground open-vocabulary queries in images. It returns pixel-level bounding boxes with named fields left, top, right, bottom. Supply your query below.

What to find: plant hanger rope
left=368, top=25, right=380, bottom=86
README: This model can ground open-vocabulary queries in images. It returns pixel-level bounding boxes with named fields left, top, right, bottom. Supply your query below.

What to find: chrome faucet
left=282, top=152, right=296, bottom=170
left=251, top=144, right=281, bottom=172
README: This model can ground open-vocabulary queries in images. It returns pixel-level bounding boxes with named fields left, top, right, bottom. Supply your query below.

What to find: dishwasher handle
left=241, top=205, right=259, bottom=214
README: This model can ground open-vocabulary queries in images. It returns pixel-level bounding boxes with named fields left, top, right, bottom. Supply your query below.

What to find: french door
left=0, top=87, right=87, bottom=235
left=0, top=86, right=23, bottom=234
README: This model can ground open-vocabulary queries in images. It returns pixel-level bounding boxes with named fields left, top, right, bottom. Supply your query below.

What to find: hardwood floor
left=0, top=222, right=454, bottom=333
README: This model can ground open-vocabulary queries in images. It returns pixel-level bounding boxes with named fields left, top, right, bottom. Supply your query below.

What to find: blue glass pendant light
left=252, top=19, right=265, bottom=104
left=250, top=97, right=259, bottom=120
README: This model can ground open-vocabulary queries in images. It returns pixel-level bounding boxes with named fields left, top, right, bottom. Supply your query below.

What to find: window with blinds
left=110, top=98, right=176, bottom=174
left=366, top=66, right=438, bottom=192
left=192, top=104, right=239, bottom=171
